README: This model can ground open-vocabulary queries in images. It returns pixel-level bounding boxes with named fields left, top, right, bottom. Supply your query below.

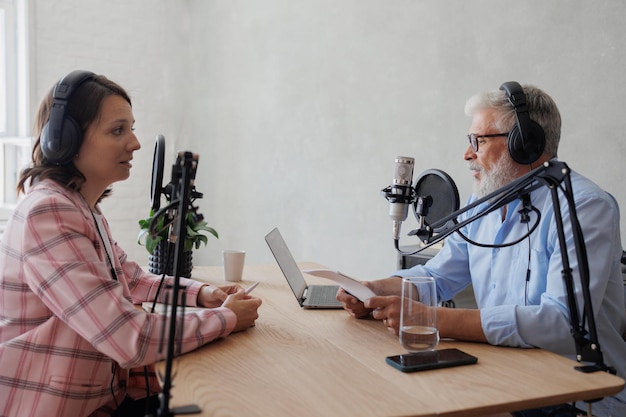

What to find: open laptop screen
left=265, top=228, right=307, bottom=302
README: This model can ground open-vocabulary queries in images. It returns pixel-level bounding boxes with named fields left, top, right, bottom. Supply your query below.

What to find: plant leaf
left=139, top=209, right=218, bottom=254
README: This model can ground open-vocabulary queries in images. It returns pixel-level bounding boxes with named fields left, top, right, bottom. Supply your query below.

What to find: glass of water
left=400, top=276, right=439, bottom=352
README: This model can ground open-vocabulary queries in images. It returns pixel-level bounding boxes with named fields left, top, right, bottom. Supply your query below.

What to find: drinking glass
left=400, top=276, right=439, bottom=352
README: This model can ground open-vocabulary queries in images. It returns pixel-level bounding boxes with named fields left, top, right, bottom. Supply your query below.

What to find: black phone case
left=385, top=348, right=478, bottom=372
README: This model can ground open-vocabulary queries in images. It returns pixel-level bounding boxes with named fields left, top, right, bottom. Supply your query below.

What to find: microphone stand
left=396, top=160, right=615, bottom=375
left=155, top=152, right=202, bottom=417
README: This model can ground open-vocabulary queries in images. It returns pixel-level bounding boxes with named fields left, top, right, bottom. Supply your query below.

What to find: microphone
left=382, top=156, right=416, bottom=240
left=167, top=151, right=203, bottom=245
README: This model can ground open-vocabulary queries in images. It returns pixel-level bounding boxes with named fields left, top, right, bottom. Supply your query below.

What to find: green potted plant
left=140, top=135, right=219, bottom=276
left=137, top=209, right=218, bottom=277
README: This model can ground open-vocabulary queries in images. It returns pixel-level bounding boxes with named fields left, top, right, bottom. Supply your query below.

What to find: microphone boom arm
left=398, top=160, right=614, bottom=374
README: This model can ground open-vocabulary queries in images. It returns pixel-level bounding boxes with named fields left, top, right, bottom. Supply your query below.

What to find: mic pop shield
left=151, top=134, right=166, bottom=211
left=409, top=169, right=459, bottom=242
left=150, top=134, right=173, bottom=212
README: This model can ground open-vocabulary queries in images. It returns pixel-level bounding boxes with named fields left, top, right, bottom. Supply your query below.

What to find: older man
left=338, top=82, right=626, bottom=417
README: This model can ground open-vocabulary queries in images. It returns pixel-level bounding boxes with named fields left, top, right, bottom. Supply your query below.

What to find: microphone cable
left=453, top=204, right=541, bottom=249
left=524, top=222, right=531, bottom=306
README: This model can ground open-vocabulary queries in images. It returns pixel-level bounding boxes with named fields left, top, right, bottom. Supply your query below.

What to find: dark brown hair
left=17, top=73, right=132, bottom=199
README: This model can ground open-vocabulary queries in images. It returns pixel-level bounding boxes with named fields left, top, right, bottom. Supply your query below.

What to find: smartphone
left=385, top=348, right=478, bottom=373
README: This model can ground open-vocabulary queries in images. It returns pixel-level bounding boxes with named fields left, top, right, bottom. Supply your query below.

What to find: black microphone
left=167, top=151, right=202, bottom=245
left=382, top=156, right=416, bottom=240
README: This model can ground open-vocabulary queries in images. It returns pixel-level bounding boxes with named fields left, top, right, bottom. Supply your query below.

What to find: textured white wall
left=32, top=0, right=626, bottom=280
left=32, top=0, right=191, bottom=267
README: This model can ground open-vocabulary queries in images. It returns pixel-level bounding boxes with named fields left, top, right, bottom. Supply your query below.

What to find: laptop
left=265, top=227, right=343, bottom=309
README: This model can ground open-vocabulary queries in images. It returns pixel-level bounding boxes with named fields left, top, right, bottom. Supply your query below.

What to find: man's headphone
left=40, top=70, right=96, bottom=165
left=499, top=81, right=546, bottom=165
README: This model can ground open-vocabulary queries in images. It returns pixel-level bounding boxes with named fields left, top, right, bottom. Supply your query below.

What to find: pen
left=245, top=281, right=259, bottom=295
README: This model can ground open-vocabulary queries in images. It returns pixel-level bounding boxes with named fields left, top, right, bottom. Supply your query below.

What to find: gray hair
left=464, top=84, right=561, bottom=158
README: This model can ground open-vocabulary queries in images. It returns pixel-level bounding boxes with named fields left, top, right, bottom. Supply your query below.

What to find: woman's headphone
left=40, top=70, right=96, bottom=165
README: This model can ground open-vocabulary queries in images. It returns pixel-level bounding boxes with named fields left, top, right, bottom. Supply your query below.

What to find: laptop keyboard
left=305, top=285, right=341, bottom=306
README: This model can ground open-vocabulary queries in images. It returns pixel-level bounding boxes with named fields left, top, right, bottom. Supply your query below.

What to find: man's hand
left=336, top=286, right=373, bottom=318
left=367, top=295, right=402, bottom=335
left=336, top=276, right=403, bottom=321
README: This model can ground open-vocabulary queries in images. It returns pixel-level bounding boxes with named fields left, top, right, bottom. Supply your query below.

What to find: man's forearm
left=437, top=307, right=487, bottom=343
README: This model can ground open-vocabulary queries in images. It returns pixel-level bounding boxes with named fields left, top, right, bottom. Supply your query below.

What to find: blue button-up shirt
left=394, top=165, right=626, bottom=416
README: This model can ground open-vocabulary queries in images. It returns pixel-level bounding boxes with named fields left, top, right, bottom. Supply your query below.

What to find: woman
left=0, top=70, right=262, bottom=417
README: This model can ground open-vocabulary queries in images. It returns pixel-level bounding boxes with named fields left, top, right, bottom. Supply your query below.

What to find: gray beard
left=470, top=153, right=518, bottom=198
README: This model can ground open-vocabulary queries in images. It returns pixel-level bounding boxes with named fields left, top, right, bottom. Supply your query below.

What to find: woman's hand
left=197, top=284, right=243, bottom=308
left=222, top=290, right=262, bottom=332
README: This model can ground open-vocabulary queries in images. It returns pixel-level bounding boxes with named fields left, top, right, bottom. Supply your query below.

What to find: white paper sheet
left=303, top=269, right=376, bottom=301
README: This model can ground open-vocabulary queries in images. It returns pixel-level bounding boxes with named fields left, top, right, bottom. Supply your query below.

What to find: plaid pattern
left=0, top=180, right=236, bottom=417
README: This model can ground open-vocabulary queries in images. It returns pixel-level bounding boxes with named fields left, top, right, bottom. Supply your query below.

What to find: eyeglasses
left=467, top=132, right=509, bottom=152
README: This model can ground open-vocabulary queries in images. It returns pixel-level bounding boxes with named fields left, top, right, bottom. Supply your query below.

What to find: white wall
left=32, top=0, right=626, bottom=280
left=32, top=0, right=191, bottom=264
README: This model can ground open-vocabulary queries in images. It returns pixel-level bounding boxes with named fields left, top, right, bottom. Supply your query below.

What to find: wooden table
left=158, top=263, right=624, bottom=417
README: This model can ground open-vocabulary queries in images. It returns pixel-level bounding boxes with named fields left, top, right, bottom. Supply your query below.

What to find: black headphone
left=40, top=70, right=96, bottom=165
left=499, top=81, right=546, bottom=165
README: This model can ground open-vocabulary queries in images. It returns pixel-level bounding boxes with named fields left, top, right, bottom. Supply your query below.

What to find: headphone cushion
left=41, top=116, right=83, bottom=165
left=508, top=120, right=546, bottom=165
left=40, top=70, right=95, bottom=165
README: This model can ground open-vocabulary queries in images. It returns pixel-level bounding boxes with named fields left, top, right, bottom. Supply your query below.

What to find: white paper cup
left=223, top=250, right=246, bottom=282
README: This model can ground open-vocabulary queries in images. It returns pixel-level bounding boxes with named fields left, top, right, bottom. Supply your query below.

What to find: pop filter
left=411, top=169, right=459, bottom=233
left=151, top=134, right=165, bottom=211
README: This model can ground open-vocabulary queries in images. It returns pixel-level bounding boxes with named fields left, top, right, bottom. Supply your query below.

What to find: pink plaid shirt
left=0, top=180, right=236, bottom=417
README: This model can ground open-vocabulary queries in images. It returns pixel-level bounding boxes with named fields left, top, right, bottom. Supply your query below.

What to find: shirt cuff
left=480, top=304, right=533, bottom=347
